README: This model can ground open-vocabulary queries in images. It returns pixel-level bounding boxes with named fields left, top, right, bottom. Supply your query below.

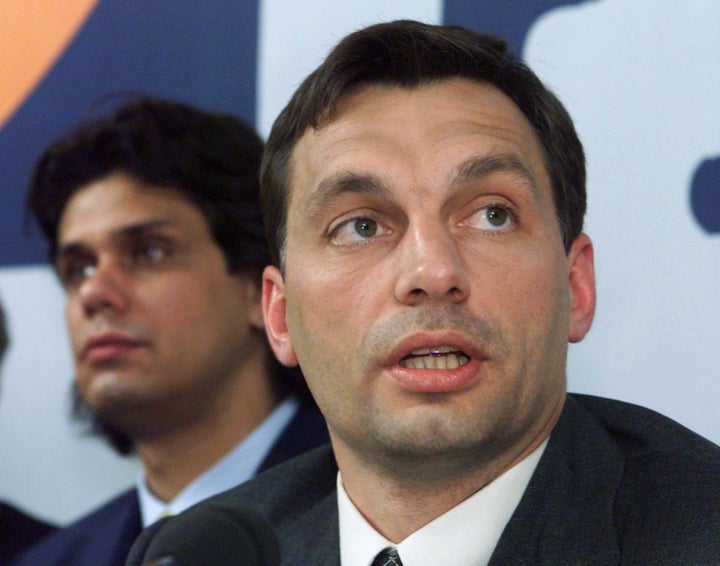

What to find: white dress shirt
left=338, top=438, right=547, bottom=566
left=138, top=396, right=299, bottom=527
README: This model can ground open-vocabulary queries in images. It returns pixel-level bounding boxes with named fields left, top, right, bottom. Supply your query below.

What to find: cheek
left=477, top=252, right=570, bottom=358
left=283, top=264, right=375, bottom=392
left=65, top=299, right=86, bottom=354
left=497, top=246, right=569, bottom=313
left=287, top=257, right=377, bottom=329
left=157, top=271, right=231, bottom=318
left=148, top=278, right=239, bottom=354
left=284, top=284, right=339, bottom=369
left=511, top=262, right=571, bottom=383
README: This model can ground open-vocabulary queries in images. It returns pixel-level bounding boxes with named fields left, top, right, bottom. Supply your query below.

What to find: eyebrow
left=305, top=153, right=540, bottom=221
left=56, top=220, right=176, bottom=262
left=306, top=172, right=392, bottom=220
left=451, top=154, right=541, bottom=196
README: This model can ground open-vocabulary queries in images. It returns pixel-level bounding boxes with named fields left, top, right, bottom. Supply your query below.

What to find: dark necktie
left=371, top=547, right=403, bottom=566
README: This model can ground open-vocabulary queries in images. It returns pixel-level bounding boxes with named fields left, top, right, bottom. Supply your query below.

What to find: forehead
left=58, top=172, right=203, bottom=242
left=288, top=78, right=548, bottom=209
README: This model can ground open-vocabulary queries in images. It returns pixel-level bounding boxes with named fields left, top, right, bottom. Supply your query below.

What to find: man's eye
left=331, top=217, right=386, bottom=245
left=354, top=219, right=378, bottom=238
left=59, top=262, right=95, bottom=287
left=467, top=205, right=513, bottom=231
left=137, top=243, right=169, bottom=263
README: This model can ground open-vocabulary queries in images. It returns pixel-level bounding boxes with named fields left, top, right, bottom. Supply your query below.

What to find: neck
left=334, top=429, right=553, bottom=543
left=136, top=357, right=279, bottom=502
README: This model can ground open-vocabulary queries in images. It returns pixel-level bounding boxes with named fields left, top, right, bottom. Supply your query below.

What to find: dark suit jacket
left=13, top=398, right=328, bottom=566
left=128, top=393, right=720, bottom=565
left=0, top=503, right=56, bottom=565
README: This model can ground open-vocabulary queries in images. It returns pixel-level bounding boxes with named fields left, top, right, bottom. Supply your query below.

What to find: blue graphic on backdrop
left=0, top=0, right=259, bottom=267
left=446, top=0, right=719, bottom=238
left=691, top=157, right=720, bottom=233
left=443, top=0, right=589, bottom=56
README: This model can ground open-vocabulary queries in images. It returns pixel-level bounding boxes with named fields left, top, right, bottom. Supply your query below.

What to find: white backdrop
left=0, top=0, right=718, bottom=525
left=528, top=0, right=720, bottom=444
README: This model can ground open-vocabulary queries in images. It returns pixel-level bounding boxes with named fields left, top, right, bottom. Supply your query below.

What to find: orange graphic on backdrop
left=0, top=0, right=99, bottom=129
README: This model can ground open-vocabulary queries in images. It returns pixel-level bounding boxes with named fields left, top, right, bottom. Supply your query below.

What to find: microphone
left=132, top=503, right=280, bottom=565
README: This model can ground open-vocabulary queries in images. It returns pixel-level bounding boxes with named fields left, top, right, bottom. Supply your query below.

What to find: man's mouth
left=399, top=345, right=470, bottom=370
left=82, top=333, right=143, bottom=362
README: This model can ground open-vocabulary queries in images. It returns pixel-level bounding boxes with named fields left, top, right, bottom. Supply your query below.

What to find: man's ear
left=262, top=265, right=299, bottom=366
left=567, top=233, right=596, bottom=343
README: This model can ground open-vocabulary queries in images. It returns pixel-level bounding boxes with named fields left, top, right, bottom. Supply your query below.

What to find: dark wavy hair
left=261, top=20, right=585, bottom=269
left=27, top=96, right=309, bottom=454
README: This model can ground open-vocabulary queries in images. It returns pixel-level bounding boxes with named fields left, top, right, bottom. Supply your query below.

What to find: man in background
left=14, top=97, right=328, bottom=565
left=0, top=299, right=57, bottom=564
left=130, top=21, right=720, bottom=565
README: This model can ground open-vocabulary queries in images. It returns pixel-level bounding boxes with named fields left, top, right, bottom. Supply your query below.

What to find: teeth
left=409, top=345, right=457, bottom=355
left=400, top=350, right=470, bottom=370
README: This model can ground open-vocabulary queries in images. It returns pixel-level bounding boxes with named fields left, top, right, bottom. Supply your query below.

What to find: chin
left=83, top=373, right=148, bottom=410
left=373, top=410, right=489, bottom=457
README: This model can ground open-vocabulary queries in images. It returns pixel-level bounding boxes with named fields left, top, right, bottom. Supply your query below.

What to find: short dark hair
left=261, top=20, right=585, bottom=268
left=27, top=96, right=309, bottom=454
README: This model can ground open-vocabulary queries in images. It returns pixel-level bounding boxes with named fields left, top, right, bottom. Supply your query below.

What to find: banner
left=1, top=0, right=717, bottom=524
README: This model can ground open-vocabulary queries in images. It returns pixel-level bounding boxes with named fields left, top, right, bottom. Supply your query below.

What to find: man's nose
left=393, top=222, right=471, bottom=305
left=77, top=262, right=130, bottom=317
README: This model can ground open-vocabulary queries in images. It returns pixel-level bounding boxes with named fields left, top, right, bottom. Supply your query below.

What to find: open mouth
left=399, top=345, right=470, bottom=370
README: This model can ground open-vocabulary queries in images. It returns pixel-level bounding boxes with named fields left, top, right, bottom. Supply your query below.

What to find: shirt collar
left=338, top=438, right=547, bottom=566
left=138, top=396, right=299, bottom=527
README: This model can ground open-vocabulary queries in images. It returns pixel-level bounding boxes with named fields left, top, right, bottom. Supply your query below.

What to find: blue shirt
left=137, top=396, right=299, bottom=527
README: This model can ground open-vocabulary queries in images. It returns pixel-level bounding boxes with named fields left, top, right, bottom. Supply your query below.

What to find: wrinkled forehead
left=286, top=79, right=548, bottom=207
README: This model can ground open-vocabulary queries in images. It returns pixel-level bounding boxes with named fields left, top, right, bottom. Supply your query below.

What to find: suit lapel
left=489, top=396, right=622, bottom=565
left=283, top=490, right=340, bottom=566
left=257, top=399, right=330, bottom=473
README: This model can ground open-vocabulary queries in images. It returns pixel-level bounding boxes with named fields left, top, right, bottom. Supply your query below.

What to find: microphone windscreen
left=140, top=503, right=280, bottom=565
